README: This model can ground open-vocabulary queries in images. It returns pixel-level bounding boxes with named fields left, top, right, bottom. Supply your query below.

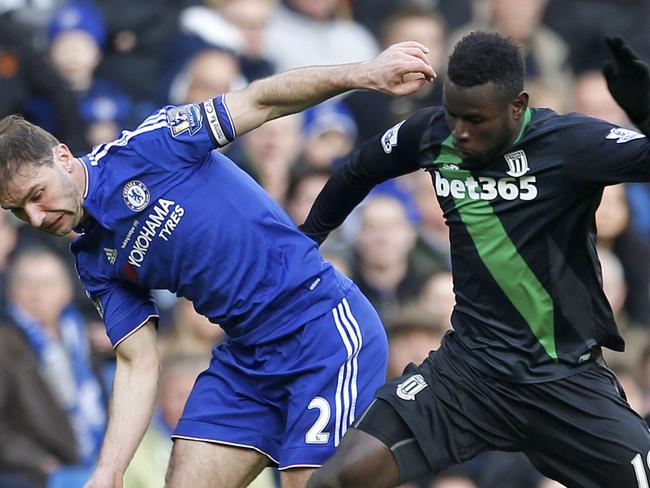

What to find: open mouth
left=455, top=148, right=475, bottom=159
left=49, top=215, right=63, bottom=232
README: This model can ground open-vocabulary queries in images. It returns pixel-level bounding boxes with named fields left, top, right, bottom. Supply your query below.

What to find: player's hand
left=83, top=466, right=123, bottom=488
left=360, top=41, right=436, bottom=97
left=603, top=36, right=650, bottom=125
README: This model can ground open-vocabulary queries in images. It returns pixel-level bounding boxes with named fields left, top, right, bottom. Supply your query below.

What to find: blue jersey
left=72, top=102, right=352, bottom=347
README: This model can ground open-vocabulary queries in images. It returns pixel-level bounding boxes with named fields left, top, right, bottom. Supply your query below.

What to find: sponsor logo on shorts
left=396, top=374, right=428, bottom=401
left=606, top=127, right=645, bottom=144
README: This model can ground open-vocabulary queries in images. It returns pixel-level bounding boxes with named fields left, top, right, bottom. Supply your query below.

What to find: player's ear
left=53, top=143, right=75, bottom=172
left=511, top=91, right=529, bottom=119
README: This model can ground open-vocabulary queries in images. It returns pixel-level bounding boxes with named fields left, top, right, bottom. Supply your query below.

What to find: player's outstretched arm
left=84, top=322, right=160, bottom=488
left=604, top=36, right=650, bottom=135
left=224, top=41, right=435, bottom=137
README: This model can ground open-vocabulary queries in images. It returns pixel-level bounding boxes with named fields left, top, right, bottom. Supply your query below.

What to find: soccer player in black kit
left=304, top=32, right=650, bottom=488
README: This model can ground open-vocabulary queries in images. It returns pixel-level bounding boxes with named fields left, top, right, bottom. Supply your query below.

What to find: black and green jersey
left=302, top=106, right=650, bottom=383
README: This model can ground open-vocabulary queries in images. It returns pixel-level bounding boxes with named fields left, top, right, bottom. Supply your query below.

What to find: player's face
left=443, top=78, right=527, bottom=165
left=1, top=147, right=85, bottom=236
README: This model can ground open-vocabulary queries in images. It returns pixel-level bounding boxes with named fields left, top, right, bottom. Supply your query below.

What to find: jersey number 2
left=306, top=397, right=331, bottom=444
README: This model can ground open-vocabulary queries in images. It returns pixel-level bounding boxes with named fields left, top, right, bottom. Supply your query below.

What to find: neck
left=71, top=158, right=90, bottom=222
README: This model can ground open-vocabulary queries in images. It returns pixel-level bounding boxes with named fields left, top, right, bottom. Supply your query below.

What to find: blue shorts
left=172, top=284, right=388, bottom=469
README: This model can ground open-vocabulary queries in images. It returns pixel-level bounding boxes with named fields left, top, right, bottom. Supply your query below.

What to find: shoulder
left=71, top=231, right=114, bottom=293
left=526, top=108, right=612, bottom=137
left=0, top=325, right=32, bottom=359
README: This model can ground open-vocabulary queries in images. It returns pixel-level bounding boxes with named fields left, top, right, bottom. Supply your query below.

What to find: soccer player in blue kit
left=0, top=42, right=435, bottom=488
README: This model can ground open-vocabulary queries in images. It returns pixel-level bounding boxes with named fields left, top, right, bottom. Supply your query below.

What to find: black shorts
left=355, top=333, right=650, bottom=488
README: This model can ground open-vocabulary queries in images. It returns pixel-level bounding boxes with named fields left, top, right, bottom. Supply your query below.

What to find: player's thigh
left=280, top=467, right=315, bottom=488
left=307, top=428, right=399, bottom=488
left=308, top=398, right=426, bottom=488
left=165, top=439, right=268, bottom=488
left=525, top=364, right=650, bottom=488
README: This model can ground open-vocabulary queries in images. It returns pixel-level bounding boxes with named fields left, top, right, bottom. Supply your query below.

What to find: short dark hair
left=447, top=31, right=525, bottom=102
left=0, top=115, right=59, bottom=198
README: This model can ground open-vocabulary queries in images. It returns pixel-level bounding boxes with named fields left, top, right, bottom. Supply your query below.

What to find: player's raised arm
left=84, top=321, right=160, bottom=488
left=604, top=36, right=650, bottom=135
left=223, top=41, right=435, bottom=137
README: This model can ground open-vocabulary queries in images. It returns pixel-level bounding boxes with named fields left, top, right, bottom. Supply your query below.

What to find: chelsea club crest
left=123, top=180, right=150, bottom=212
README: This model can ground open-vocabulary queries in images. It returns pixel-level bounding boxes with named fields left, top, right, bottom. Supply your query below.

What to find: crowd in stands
left=1, top=0, right=650, bottom=487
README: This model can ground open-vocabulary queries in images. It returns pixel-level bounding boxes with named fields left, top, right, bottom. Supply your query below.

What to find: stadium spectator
left=300, top=101, right=358, bottom=171
left=449, top=0, right=573, bottom=110
left=285, top=168, right=333, bottom=226
left=0, top=211, right=18, bottom=320
left=352, top=195, right=432, bottom=319
left=0, top=321, right=78, bottom=488
left=220, top=0, right=276, bottom=81
left=0, top=42, right=433, bottom=488
left=385, top=304, right=447, bottom=380
left=544, top=0, right=650, bottom=74
left=347, top=4, right=448, bottom=141
left=3, top=247, right=106, bottom=480
left=417, top=271, right=455, bottom=331
left=92, top=0, right=185, bottom=109
left=232, top=113, right=304, bottom=204
left=159, top=298, right=224, bottom=360
left=595, top=184, right=650, bottom=327
left=0, top=9, right=86, bottom=152
left=409, top=171, right=451, bottom=275
left=262, top=0, right=379, bottom=72
left=351, top=0, right=472, bottom=39
left=78, top=81, right=132, bottom=147
left=573, top=69, right=628, bottom=126
left=168, top=47, right=244, bottom=105
left=34, top=1, right=134, bottom=151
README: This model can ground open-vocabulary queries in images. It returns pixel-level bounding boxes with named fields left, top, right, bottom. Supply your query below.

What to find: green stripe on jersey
left=435, top=127, right=557, bottom=360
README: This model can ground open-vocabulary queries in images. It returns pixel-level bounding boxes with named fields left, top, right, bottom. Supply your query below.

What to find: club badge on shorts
left=123, top=180, right=150, bottom=212
left=396, top=374, right=428, bottom=400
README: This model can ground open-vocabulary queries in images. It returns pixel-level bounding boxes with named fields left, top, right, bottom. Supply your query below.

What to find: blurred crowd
left=1, top=0, right=650, bottom=487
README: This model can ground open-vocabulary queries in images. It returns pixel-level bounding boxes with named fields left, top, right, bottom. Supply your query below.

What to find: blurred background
left=1, top=0, right=650, bottom=487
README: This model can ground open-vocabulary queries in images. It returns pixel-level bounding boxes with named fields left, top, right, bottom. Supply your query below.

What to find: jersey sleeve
left=300, top=108, right=437, bottom=244
left=81, top=276, right=159, bottom=348
left=129, top=96, right=237, bottom=167
left=564, top=117, right=650, bottom=184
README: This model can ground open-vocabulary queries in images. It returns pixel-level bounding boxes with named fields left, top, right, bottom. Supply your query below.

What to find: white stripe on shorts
left=332, top=297, right=363, bottom=446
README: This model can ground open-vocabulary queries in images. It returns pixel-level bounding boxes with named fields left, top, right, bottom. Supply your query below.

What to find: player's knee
left=306, top=466, right=338, bottom=488
left=307, top=462, right=371, bottom=488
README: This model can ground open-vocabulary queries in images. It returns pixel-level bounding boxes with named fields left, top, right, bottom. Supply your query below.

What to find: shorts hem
left=173, top=421, right=280, bottom=465
left=277, top=445, right=336, bottom=469
left=278, top=464, right=321, bottom=470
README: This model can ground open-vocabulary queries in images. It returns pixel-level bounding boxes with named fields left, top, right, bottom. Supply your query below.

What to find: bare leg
left=307, top=429, right=400, bottom=488
left=281, top=468, right=316, bottom=488
left=165, top=439, right=269, bottom=488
